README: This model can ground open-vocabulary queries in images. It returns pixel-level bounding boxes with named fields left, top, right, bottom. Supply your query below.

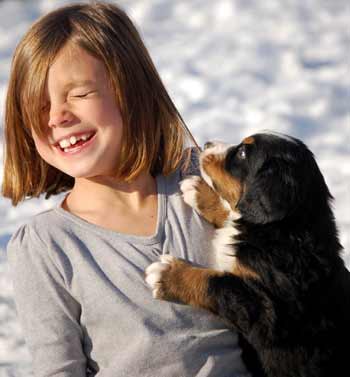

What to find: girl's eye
left=73, top=93, right=88, bottom=98
left=72, top=91, right=95, bottom=98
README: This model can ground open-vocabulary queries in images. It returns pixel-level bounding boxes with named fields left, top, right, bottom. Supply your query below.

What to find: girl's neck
left=63, top=171, right=157, bottom=216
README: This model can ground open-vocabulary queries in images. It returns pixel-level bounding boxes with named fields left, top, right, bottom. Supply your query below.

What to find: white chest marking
left=212, top=215, right=240, bottom=272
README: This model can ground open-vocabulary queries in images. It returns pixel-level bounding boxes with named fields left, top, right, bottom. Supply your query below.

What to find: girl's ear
left=237, top=157, right=300, bottom=224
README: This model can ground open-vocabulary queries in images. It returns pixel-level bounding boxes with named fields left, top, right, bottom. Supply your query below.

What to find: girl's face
left=32, top=44, right=123, bottom=179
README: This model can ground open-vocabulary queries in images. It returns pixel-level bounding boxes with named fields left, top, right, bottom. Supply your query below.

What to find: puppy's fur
left=146, top=133, right=350, bottom=377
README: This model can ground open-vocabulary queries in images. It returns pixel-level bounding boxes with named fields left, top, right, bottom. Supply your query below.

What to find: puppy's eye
left=237, top=146, right=246, bottom=160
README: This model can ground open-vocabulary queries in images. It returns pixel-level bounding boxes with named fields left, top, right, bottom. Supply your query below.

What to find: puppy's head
left=200, top=132, right=330, bottom=224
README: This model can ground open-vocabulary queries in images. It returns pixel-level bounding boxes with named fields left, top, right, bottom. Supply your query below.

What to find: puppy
left=145, top=132, right=350, bottom=377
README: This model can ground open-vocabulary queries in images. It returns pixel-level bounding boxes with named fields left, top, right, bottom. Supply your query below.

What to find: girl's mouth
left=55, top=131, right=97, bottom=155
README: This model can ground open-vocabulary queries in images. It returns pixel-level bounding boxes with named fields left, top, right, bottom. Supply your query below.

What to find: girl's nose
left=48, top=103, right=74, bottom=128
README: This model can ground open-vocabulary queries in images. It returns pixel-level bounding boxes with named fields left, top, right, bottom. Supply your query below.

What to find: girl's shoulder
left=7, top=207, right=66, bottom=260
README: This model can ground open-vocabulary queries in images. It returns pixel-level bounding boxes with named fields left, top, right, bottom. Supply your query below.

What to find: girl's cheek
left=32, top=131, right=50, bottom=154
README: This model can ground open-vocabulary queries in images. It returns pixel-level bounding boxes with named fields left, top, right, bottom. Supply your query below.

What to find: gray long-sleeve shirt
left=7, top=159, right=249, bottom=377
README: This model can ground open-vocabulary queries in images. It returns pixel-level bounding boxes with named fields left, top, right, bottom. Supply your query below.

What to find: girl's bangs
left=20, top=20, right=73, bottom=138
left=22, top=62, right=49, bottom=138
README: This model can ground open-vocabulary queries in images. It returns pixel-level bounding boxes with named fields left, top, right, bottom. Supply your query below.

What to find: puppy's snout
left=203, top=141, right=232, bottom=154
left=204, top=141, right=215, bottom=150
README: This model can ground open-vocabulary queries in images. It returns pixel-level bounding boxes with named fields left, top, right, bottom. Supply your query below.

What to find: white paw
left=145, top=255, right=175, bottom=298
left=179, top=175, right=201, bottom=210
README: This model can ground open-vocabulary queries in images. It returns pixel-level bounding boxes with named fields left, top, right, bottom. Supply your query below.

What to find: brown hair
left=2, top=1, right=198, bottom=205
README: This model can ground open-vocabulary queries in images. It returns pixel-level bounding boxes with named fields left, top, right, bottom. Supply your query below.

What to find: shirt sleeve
left=7, top=224, right=87, bottom=377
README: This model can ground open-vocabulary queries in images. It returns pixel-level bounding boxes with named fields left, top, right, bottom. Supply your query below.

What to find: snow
left=0, top=0, right=349, bottom=375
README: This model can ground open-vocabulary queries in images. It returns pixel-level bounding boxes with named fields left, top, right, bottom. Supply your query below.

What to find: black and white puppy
left=145, top=132, right=350, bottom=377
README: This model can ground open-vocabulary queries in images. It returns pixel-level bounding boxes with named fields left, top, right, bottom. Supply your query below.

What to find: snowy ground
left=0, top=0, right=349, bottom=375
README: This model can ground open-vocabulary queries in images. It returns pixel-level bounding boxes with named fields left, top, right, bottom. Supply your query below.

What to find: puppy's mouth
left=199, top=142, right=231, bottom=184
left=200, top=142, right=243, bottom=211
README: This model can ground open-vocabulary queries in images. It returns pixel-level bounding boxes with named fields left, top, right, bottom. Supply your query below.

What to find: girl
left=3, top=2, right=248, bottom=376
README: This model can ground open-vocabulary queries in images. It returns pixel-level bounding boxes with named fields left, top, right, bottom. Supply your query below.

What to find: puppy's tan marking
left=243, top=136, right=255, bottom=145
left=233, top=260, right=260, bottom=280
left=202, top=154, right=242, bottom=210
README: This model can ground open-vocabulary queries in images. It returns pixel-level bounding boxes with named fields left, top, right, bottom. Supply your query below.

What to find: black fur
left=207, top=133, right=350, bottom=377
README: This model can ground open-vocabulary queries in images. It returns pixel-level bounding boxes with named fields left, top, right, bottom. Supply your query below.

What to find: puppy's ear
left=238, top=157, right=299, bottom=224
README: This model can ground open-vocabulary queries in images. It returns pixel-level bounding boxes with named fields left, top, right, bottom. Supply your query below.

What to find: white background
left=0, top=0, right=349, bottom=375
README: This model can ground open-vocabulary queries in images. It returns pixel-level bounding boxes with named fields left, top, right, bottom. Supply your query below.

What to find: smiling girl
left=3, top=2, right=248, bottom=376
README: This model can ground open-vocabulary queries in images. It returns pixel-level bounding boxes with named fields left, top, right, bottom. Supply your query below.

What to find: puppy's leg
left=145, top=255, right=261, bottom=335
left=145, top=255, right=222, bottom=311
left=180, top=176, right=231, bottom=228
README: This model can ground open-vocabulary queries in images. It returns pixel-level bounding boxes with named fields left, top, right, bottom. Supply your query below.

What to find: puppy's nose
left=204, top=141, right=215, bottom=150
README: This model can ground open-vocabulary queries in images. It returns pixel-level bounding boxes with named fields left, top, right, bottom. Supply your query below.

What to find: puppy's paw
left=145, top=255, right=189, bottom=301
left=179, top=175, right=202, bottom=211
left=201, top=153, right=216, bottom=166
left=145, top=255, right=172, bottom=298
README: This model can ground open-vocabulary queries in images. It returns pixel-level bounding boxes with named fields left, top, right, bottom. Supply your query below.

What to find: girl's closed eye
left=40, top=90, right=97, bottom=112
left=71, top=90, right=97, bottom=99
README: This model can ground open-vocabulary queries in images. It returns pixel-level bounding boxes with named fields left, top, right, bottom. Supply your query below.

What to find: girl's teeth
left=58, top=132, right=93, bottom=150
left=70, top=136, right=77, bottom=145
left=59, top=139, right=70, bottom=148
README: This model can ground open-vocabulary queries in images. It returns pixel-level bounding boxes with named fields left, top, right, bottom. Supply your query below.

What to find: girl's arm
left=7, top=225, right=88, bottom=377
